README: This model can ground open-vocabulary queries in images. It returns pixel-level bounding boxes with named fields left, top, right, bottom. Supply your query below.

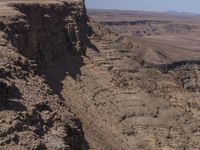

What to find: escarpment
left=0, top=1, right=200, bottom=150
left=99, top=20, right=200, bottom=37
left=4, top=0, right=88, bottom=66
left=0, top=0, right=89, bottom=149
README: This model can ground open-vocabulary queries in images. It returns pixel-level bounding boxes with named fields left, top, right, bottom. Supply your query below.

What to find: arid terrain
left=88, top=9, right=200, bottom=64
left=0, top=1, right=200, bottom=150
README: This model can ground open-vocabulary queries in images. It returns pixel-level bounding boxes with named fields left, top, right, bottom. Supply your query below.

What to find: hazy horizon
left=86, top=0, right=200, bottom=14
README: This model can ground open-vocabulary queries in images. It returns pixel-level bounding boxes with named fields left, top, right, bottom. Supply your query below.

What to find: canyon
left=0, top=1, right=200, bottom=150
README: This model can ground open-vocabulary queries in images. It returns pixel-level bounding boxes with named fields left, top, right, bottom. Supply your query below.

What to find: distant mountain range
left=166, top=10, right=200, bottom=16
left=88, top=8, right=200, bottom=17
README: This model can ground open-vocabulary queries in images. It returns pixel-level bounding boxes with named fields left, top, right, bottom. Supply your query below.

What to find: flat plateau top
left=0, top=0, right=82, bottom=17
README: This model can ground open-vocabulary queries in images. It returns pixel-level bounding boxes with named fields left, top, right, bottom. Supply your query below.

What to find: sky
left=86, top=0, right=200, bottom=14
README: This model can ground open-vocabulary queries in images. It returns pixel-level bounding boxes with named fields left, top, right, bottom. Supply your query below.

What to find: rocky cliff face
left=5, top=0, right=88, bottom=66
left=0, top=1, right=200, bottom=150
left=0, top=0, right=89, bottom=149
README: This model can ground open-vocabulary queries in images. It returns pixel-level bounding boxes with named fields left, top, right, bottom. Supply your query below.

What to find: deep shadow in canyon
left=5, top=3, right=98, bottom=102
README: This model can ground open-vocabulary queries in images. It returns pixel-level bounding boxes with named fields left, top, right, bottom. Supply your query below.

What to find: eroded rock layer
left=58, top=21, right=200, bottom=149
left=0, top=0, right=88, bottom=149
left=5, top=0, right=88, bottom=66
left=0, top=1, right=200, bottom=150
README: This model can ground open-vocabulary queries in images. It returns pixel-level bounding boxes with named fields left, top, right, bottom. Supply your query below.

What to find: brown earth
left=0, top=0, right=89, bottom=149
left=0, top=1, right=200, bottom=150
left=88, top=9, right=200, bottom=65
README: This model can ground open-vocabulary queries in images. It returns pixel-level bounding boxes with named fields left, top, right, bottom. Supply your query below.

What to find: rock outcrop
left=4, top=0, right=88, bottom=66
left=0, top=0, right=89, bottom=149
left=0, top=1, right=200, bottom=150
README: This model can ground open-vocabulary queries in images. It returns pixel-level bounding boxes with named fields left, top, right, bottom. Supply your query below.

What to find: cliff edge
left=0, top=1, right=200, bottom=150
left=0, top=0, right=89, bottom=149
